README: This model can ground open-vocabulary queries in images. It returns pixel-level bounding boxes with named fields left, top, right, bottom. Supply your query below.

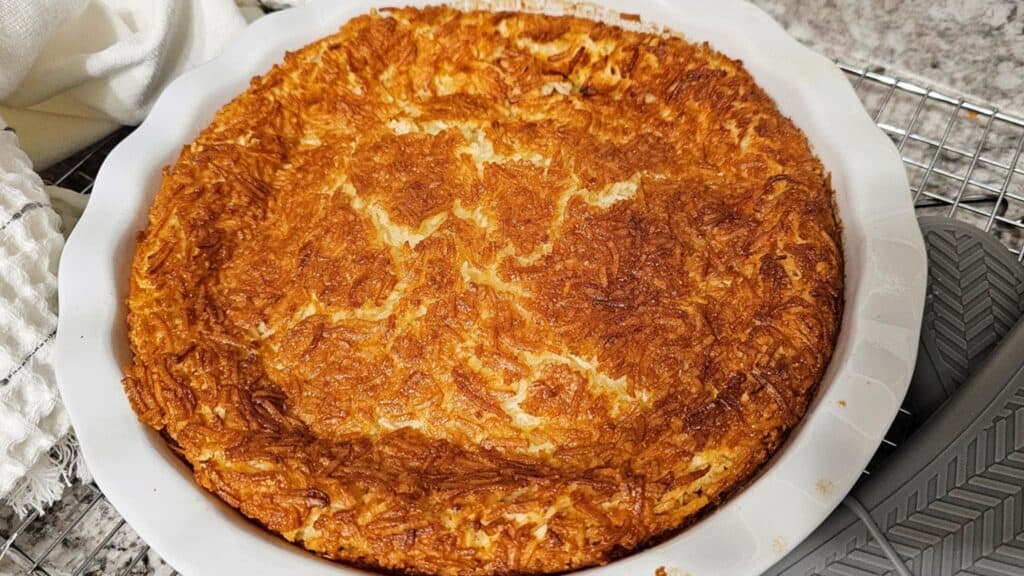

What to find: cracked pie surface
left=123, top=6, right=843, bottom=575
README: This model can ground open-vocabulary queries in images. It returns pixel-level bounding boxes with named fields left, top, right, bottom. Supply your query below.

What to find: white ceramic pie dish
left=56, top=1, right=927, bottom=574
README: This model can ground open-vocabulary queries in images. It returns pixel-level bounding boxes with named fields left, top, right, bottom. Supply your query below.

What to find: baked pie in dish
left=123, top=6, right=842, bottom=575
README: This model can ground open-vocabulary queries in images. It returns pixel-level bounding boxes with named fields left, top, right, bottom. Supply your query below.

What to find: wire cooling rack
left=1, top=62, right=1023, bottom=576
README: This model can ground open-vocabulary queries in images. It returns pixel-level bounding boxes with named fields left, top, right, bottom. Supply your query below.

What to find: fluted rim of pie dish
left=56, top=0, right=927, bottom=574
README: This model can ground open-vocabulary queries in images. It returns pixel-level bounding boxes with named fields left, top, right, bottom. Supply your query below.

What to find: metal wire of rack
left=1, top=62, right=1023, bottom=576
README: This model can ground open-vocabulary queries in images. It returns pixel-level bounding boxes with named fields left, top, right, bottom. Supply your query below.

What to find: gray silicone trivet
left=765, top=217, right=1024, bottom=576
left=908, top=217, right=1024, bottom=429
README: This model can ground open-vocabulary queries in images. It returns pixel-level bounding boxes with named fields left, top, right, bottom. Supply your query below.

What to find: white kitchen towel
left=0, top=0, right=248, bottom=516
left=0, top=118, right=84, bottom=517
left=0, top=0, right=247, bottom=168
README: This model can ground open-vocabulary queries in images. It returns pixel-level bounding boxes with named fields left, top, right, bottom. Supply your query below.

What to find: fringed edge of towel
left=3, top=433, right=91, bottom=519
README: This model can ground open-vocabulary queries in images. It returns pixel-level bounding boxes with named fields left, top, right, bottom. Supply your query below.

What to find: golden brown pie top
left=123, top=6, right=842, bottom=575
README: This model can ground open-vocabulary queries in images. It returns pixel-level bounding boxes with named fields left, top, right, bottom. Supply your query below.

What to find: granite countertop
left=2, top=1, right=1023, bottom=575
left=755, top=0, right=1024, bottom=250
left=752, top=0, right=1024, bottom=115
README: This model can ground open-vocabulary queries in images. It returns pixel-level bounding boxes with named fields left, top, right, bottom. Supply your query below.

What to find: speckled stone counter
left=0, top=482, right=175, bottom=575
left=752, top=0, right=1024, bottom=114
left=754, top=0, right=1024, bottom=250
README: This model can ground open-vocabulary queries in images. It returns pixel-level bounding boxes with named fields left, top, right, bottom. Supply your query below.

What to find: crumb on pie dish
left=123, top=6, right=843, bottom=575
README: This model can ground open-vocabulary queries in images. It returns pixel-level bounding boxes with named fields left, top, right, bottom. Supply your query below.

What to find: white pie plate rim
left=56, top=0, right=927, bottom=574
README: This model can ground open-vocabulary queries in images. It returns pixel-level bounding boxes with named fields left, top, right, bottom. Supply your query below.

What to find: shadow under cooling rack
left=2, top=61, right=1024, bottom=576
